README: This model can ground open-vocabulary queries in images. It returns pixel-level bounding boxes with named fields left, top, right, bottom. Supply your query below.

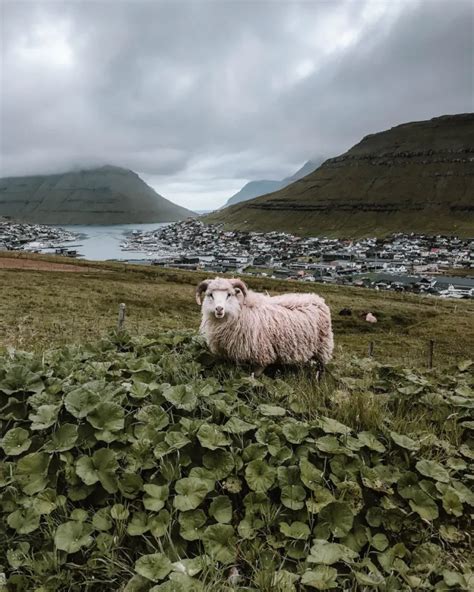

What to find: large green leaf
left=15, top=451, right=50, bottom=495
left=318, top=417, right=352, bottom=435
left=317, top=502, right=354, bottom=538
left=54, top=521, right=93, bottom=554
left=196, top=424, right=231, bottom=450
left=29, top=403, right=60, bottom=430
left=358, top=431, right=386, bottom=453
left=135, top=553, right=172, bottom=582
left=92, top=508, right=113, bottom=531
left=416, top=459, right=450, bottom=483
left=149, top=509, right=171, bottom=538
left=408, top=490, right=439, bottom=521
left=127, top=512, right=150, bottom=536
left=209, top=496, right=232, bottom=523
left=281, top=420, right=309, bottom=444
left=87, top=401, right=125, bottom=440
left=162, top=384, right=198, bottom=411
left=46, top=423, right=79, bottom=452
left=64, top=382, right=101, bottom=418
left=202, top=524, right=237, bottom=564
left=202, top=449, right=235, bottom=479
left=442, top=488, right=463, bottom=517
left=390, top=431, right=420, bottom=451
left=245, top=459, right=276, bottom=492
left=7, top=508, right=41, bottom=534
left=0, top=365, right=43, bottom=394
left=178, top=509, right=207, bottom=540
left=1, top=427, right=31, bottom=455
left=135, top=405, right=170, bottom=430
left=308, top=540, right=357, bottom=564
left=279, top=521, right=311, bottom=540
left=300, top=458, right=323, bottom=490
left=173, top=478, right=210, bottom=511
left=301, top=567, right=338, bottom=590
left=75, top=448, right=119, bottom=493
left=281, top=484, right=306, bottom=510
left=143, top=484, right=169, bottom=511
left=223, top=416, right=256, bottom=433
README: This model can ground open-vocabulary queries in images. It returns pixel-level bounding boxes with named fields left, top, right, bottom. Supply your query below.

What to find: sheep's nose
left=215, top=306, right=224, bottom=314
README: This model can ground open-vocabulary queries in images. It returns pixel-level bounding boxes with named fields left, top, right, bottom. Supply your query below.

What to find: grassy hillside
left=0, top=254, right=473, bottom=590
left=0, top=252, right=473, bottom=367
left=206, top=114, right=474, bottom=238
left=0, top=165, right=194, bottom=224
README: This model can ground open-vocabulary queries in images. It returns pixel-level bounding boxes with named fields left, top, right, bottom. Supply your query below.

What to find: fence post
left=117, top=303, right=126, bottom=331
left=368, top=341, right=374, bottom=357
left=428, top=339, right=434, bottom=369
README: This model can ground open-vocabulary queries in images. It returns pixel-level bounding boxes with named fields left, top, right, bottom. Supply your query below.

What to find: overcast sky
left=1, top=0, right=472, bottom=209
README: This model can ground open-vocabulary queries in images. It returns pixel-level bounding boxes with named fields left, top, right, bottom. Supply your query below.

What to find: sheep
left=195, top=277, right=334, bottom=377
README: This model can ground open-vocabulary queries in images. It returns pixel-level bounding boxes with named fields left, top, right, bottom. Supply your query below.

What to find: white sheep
left=196, top=277, right=334, bottom=376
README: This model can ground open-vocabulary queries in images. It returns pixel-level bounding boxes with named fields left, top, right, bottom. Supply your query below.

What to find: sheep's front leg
left=252, top=365, right=266, bottom=378
left=310, top=358, right=325, bottom=381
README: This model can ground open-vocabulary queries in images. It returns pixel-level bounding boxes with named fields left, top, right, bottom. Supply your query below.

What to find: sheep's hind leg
left=251, top=365, right=266, bottom=378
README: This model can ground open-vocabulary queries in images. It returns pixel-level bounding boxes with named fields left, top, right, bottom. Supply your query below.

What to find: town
left=123, top=219, right=474, bottom=299
left=0, top=222, right=79, bottom=255
left=1, top=219, right=472, bottom=299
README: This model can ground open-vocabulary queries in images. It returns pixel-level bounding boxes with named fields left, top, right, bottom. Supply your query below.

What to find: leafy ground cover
left=1, top=331, right=472, bottom=591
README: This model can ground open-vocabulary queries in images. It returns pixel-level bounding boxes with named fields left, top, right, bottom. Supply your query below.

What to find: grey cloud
left=0, top=0, right=472, bottom=208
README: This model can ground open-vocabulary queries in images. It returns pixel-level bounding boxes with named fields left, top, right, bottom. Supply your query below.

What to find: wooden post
left=428, top=339, right=434, bottom=369
left=368, top=341, right=374, bottom=357
left=117, top=303, right=126, bottom=331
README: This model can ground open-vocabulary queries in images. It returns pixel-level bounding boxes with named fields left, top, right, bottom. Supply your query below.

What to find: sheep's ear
left=195, top=280, right=210, bottom=305
left=231, top=279, right=248, bottom=299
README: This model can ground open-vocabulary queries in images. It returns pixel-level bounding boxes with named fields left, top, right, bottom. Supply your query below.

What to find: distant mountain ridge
left=207, top=114, right=474, bottom=237
left=223, top=159, right=322, bottom=207
left=0, top=165, right=194, bottom=224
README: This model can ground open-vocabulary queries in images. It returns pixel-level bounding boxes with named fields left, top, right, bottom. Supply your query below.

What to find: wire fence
left=1, top=302, right=470, bottom=370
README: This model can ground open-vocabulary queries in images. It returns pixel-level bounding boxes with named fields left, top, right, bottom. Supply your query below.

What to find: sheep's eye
left=208, top=293, right=213, bottom=299
left=227, top=293, right=231, bottom=299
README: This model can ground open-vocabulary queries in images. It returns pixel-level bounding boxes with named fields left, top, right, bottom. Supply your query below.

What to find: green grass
left=0, top=252, right=473, bottom=368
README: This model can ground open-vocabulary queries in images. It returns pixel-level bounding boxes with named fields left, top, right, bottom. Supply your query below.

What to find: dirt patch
left=0, top=257, right=94, bottom=273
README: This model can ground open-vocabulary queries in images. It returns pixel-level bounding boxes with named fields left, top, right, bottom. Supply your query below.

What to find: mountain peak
left=0, top=166, right=194, bottom=224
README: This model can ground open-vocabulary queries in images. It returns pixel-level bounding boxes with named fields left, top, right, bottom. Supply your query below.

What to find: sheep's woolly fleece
left=198, top=278, right=334, bottom=368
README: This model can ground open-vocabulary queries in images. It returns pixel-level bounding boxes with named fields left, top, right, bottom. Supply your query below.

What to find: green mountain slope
left=206, top=114, right=474, bottom=237
left=0, top=165, right=194, bottom=224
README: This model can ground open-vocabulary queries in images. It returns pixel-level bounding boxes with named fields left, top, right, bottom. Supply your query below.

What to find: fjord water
left=59, top=223, right=168, bottom=261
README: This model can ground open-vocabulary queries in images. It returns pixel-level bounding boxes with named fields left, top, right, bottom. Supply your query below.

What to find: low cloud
left=1, top=0, right=472, bottom=208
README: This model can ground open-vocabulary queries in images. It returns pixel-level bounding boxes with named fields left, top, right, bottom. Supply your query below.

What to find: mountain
left=224, top=180, right=282, bottom=207
left=206, top=114, right=474, bottom=237
left=223, top=160, right=321, bottom=207
left=0, top=165, right=194, bottom=224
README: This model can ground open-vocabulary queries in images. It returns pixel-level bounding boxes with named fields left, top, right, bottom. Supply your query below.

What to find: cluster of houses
left=123, top=220, right=474, bottom=299
left=0, top=222, right=79, bottom=256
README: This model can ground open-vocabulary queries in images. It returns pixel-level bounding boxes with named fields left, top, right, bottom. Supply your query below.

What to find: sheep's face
left=203, top=288, right=242, bottom=320
left=196, top=278, right=247, bottom=321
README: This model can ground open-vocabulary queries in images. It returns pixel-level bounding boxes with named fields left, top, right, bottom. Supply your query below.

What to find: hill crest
left=0, top=165, right=194, bottom=224
left=206, top=114, right=474, bottom=238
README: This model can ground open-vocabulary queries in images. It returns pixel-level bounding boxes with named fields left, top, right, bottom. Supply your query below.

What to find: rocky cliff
left=207, top=114, right=474, bottom=237
left=0, top=165, right=194, bottom=224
